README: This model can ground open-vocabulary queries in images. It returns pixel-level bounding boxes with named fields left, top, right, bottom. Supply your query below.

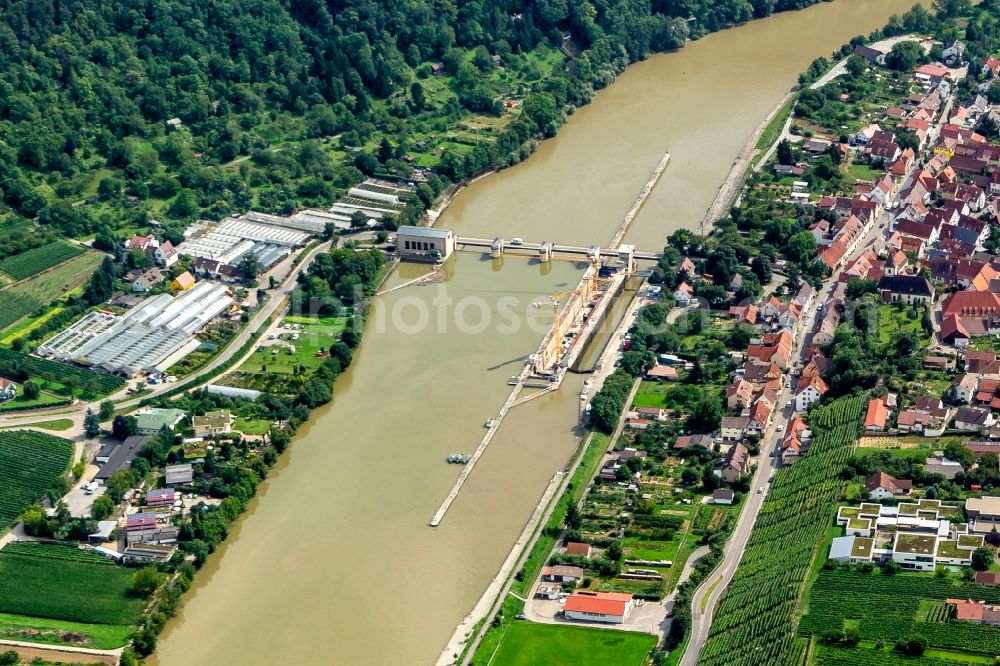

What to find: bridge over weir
left=456, top=236, right=661, bottom=263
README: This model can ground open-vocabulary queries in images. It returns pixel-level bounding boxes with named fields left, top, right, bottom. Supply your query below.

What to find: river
left=151, top=1, right=925, bottom=664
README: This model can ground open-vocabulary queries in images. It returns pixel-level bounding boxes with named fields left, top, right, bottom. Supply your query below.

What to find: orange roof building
left=563, top=591, right=634, bottom=624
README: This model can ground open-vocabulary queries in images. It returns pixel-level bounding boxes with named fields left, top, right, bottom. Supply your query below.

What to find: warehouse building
left=38, top=282, right=234, bottom=377
left=396, top=226, right=454, bottom=262
left=134, top=407, right=187, bottom=435
left=176, top=214, right=311, bottom=274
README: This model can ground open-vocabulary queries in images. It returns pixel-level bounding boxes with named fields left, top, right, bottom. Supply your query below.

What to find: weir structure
left=427, top=150, right=670, bottom=527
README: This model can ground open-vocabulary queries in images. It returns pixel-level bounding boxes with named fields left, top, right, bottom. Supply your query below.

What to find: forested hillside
left=0, top=0, right=837, bottom=242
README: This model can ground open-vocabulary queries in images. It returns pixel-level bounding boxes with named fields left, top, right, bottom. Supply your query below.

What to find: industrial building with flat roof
left=134, top=408, right=187, bottom=435
left=38, top=282, right=233, bottom=377
left=176, top=214, right=312, bottom=273
left=396, top=226, right=455, bottom=262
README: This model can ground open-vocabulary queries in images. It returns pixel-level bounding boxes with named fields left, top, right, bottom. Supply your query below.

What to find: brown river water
left=150, top=2, right=925, bottom=664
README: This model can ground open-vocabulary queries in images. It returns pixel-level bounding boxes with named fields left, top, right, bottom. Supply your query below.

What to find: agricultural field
left=0, top=430, right=72, bottom=527
left=0, top=251, right=103, bottom=332
left=800, top=570, right=1000, bottom=658
left=813, top=643, right=994, bottom=665
left=0, top=348, right=126, bottom=400
left=700, top=394, right=866, bottom=666
left=577, top=456, right=732, bottom=599
left=0, top=241, right=85, bottom=281
left=0, top=608, right=135, bottom=650
left=0, top=544, right=151, bottom=627
left=490, top=622, right=655, bottom=666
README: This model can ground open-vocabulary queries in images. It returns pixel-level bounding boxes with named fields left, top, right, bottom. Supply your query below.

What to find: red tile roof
left=864, top=398, right=890, bottom=429
left=564, top=591, right=632, bottom=617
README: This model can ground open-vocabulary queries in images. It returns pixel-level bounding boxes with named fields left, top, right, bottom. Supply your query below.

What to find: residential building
left=720, top=416, right=750, bottom=441
left=154, top=241, right=179, bottom=267
left=795, top=374, right=829, bottom=412
left=565, top=542, right=592, bottom=557
left=954, top=406, right=993, bottom=433
left=947, top=598, right=1000, bottom=625
left=952, top=374, right=978, bottom=404
left=170, top=271, right=196, bottom=291
left=132, top=268, right=164, bottom=293
left=712, top=489, right=735, bottom=505
left=897, top=409, right=932, bottom=432
left=835, top=500, right=981, bottom=570
left=865, top=471, right=913, bottom=500
left=0, top=379, right=16, bottom=402
left=719, top=444, right=750, bottom=483
left=725, top=378, right=754, bottom=411
left=854, top=45, right=885, bottom=65
left=864, top=396, right=891, bottom=431
left=192, top=410, right=234, bottom=438
left=966, top=496, right=1000, bottom=533
left=673, top=282, right=694, bottom=306
left=542, top=565, right=584, bottom=584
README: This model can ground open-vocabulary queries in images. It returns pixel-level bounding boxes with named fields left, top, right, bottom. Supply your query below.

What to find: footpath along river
left=150, top=1, right=925, bottom=664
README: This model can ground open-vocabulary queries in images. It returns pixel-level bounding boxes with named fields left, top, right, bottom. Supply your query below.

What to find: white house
left=673, top=282, right=694, bottom=306
left=0, top=379, right=16, bottom=402
left=892, top=532, right=939, bottom=571
left=865, top=471, right=912, bottom=500
left=154, top=241, right=179, bottom=268
left=795, top=374, right=829, bottom=412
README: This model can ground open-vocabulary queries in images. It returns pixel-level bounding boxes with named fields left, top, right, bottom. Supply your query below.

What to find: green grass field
left=490, top=622, right=655, bottom=666
left=234, top=417, right=271, bottom=435
left=0, top=390, right=70, bottom=412
left=0, top=610, right=133, bottom=649
left=755, top=95, right=797, bottom=152
left=240, top=315, right=348, bottom=376
left=0, top=551, right=151, bottom=626
left=0, top=418, right=74, bottom=431
left=877, top=304, right=927, bottom=345
left=845, top=161, right=885, bottom=182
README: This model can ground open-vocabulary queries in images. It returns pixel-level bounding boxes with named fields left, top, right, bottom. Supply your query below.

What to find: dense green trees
left=0, top=0, right=853, bottom=237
